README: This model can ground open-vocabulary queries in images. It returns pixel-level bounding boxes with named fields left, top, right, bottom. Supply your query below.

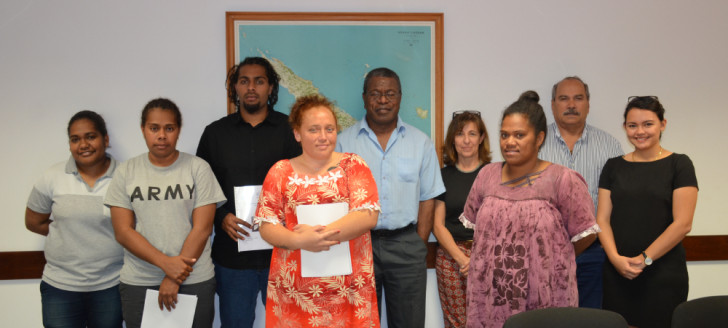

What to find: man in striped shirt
left=539, top=76, right=624, bottom=309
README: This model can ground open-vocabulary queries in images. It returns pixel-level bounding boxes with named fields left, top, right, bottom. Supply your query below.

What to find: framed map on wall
left=225, top=12, right=444, bottom=155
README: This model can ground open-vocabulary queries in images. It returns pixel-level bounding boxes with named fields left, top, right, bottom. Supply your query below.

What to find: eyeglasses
left=628, top=95, right=659, bottom=102
left=366, top=91, right=401, bottom=101
left=452, top=110, right=481, bottom=119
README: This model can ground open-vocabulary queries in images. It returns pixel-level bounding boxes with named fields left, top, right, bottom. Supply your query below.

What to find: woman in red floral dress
left=255, top=94, right=380, bottom=328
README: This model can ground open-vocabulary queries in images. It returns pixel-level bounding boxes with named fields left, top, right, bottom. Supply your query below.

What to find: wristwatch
left=642, top=251, right=653, bottom=266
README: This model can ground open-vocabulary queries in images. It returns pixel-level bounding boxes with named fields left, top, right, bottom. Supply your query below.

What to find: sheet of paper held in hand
left=234, top=185, right=273, bottom=252
left=140, top=289, right=197, bottom=328
left=296, top=202, right=352, bottom=277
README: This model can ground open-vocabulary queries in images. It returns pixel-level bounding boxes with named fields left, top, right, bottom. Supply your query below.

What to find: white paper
left=140, top=289, right=197, bottom=328
left=296, top=202, right=352, bottom=277
left=234, top=185, right=273, bottom=252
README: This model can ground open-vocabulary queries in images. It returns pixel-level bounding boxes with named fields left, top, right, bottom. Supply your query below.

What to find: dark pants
left=576, top=241, right=606, bottom=308
left=40, top=281, right=122, bottom=328
left=214, top=264, right=268, bottom=328
left=372, top=225, right=428, bottom=328
left=119, top=277, right=216, bottom=328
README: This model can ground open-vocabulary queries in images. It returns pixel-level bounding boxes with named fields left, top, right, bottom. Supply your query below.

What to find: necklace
left=501, top=160, right=544, bottom=187
left=501, top=169, right=545, bottom=187
left=632, top=147, right=663, bottom=162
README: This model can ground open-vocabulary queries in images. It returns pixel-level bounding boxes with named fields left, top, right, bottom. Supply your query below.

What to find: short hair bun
left=518, top=90, right=540, bottom=103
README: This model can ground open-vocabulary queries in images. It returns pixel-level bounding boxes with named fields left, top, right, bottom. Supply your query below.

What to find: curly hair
left=226, top=57, right=281, bottom=111
left=289, top=94, right=338, bottom=131
left=362, top=67, right=401, bottom=94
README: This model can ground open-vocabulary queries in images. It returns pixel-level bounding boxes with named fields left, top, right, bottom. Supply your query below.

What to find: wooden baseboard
left=2, top=235, right=727, bottom=280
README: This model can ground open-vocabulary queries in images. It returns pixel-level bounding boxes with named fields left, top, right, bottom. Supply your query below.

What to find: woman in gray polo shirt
left=26, top=110, right=124, bottom=327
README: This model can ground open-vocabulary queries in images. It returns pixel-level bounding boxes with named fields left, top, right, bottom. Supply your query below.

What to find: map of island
left=260, top=51, right=357, bottom=130
left=235, top=23, right=434, bottom=137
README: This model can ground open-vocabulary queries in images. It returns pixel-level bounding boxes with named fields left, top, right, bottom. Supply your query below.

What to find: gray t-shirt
left=104, top=152, right=226, bottom=286
left=27, top=155, right=124, bottom=292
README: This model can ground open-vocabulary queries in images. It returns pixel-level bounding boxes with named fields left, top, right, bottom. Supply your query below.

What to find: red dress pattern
left=255, top=153, right=380, bottom=328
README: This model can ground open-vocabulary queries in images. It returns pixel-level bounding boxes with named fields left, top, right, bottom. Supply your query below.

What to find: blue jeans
left=576, top=242, right=606, bottom=308
left=214, top=264, right=269, bottom=328
left=40, top=281, right=122, bottom=328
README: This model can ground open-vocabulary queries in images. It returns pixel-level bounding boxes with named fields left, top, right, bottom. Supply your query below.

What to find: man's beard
left=242, top=100, right=266, bottom=114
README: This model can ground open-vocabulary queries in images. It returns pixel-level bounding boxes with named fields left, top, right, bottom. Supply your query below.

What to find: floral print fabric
left=254, top=153, right=380, bottom=328
left=460, top=163, right=597, bottom=328
left=436, top=244, right=471, bottom=328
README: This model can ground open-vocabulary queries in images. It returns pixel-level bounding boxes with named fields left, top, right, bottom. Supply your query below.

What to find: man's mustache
left=563, top=109, right=579, bottom=116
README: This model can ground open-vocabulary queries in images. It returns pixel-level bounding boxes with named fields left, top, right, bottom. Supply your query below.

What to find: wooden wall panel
left=0, top=251, right=46, bottom=280
left=2, top=236, right=726, bottom=280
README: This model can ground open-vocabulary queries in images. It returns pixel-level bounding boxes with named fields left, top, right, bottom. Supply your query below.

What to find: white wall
left=2, top=0, right=727, bottom=327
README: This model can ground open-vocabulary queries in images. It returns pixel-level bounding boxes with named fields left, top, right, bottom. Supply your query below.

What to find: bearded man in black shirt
left=196, top=57, right=301, bottom=328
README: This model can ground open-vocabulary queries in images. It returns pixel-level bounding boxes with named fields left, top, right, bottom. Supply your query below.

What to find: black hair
left=501, top=90, right=548, bottom=149
left=141, top=98, right=182, bottom=127
left=624, top=96, right=665, bottom=123
left=68, top=110, right=108, bottom=137
left=226, top=57, right=280, bottom=111
left=363, top=67, right=401, bottom=94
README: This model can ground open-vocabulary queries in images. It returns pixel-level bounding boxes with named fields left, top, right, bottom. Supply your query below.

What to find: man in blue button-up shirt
left=337, top=67, right=445, bottom=328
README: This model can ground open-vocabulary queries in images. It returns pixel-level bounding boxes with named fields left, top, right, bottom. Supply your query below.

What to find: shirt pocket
left=397, top=157, right=418, bottom=183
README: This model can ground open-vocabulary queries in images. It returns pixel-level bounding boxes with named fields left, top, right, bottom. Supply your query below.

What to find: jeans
left=576, top=241, right=606, bottom=308
left=214, top=264, right=269, bottom=328
left=40, top=281, right=122, bottom=328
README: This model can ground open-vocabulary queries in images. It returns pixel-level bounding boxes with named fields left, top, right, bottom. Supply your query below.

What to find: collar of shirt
left=232, top=109, right=285, bottom=128
left=65, top=154, right=117, bottom=190
left=354, top=116, right=407, bottom=151
left=550, top=122, right=592, bottom=147
left=65, top=153, right=116, bottom=178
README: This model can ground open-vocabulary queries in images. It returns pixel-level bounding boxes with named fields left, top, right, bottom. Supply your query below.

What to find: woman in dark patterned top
left=460, top=91, right=598, bottom=328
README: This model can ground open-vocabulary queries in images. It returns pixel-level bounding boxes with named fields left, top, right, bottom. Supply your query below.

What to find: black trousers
left=372, top=225, right=428, bottom=328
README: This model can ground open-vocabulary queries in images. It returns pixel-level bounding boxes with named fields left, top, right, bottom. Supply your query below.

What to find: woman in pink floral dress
left=255, top=94, right=380, bottom=328
left=460, top=91, right=599, bottom=328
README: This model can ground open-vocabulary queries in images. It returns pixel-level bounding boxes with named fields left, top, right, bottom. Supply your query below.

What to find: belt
left=370, top=224, right=416, bottom=238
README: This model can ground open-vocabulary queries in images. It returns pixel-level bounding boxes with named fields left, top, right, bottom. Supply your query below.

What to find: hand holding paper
left=234, top=185, right=273, bottom=252
left=296, top=203, right=353, bottom=277
left=141, top=289, right=197, bottom=328
left=221, top=213, right=251, bottom=241
left=158, top=277, right=180, bottom=311
left=292, top=224, right=340, bottom=252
